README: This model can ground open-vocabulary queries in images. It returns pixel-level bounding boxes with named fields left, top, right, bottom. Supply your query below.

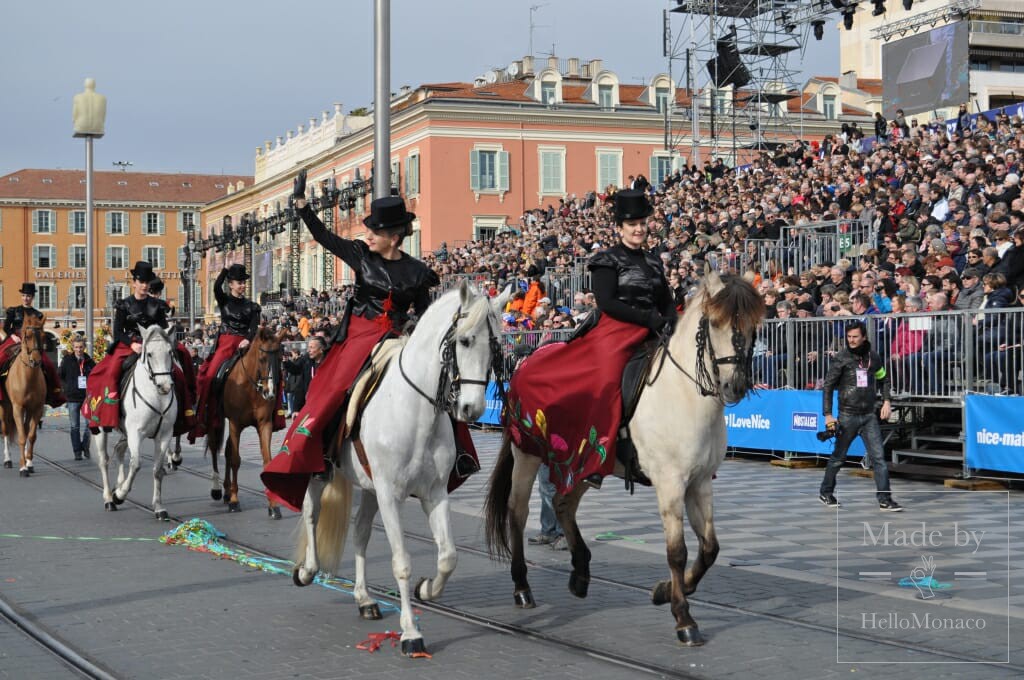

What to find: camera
left=816, top=422, right=841, bottom=441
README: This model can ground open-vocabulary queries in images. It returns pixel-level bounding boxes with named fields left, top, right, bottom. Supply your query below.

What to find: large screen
left=882, top=21, right=969, bottom=117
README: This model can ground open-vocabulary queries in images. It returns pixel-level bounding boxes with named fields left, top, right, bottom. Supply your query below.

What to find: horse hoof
left=19, top=469, right=30, bottom=478
left=400, top=638, right=429, bottom=658
left=155, top=510, right=169, bottom=521
left=269, top=507, right=282, bottom=520
left=513, top=590, right=535, bottom=608
left=3, top=461, right=11, bottom=468
left=228, top=502, right=240, bottom=512
left=171, top=460, right=181, bottom=471
left=25, top=466, right=34, bottom=474
left=210, top=489, right=223, bottom=501
left=104, top=502, right=118, bottom=511
left=568, top=572, right=590, bottom=599
left=651, top=580, right=672, bottom=606
left=413, top=577, right=430, bottom=602
left=292, top=567, right=313, bottom=587
left=359, top=603, right=382, bottom=620
left=677, top=626, right=704, bottom=647
left=112, top=493, right=126, bottom=506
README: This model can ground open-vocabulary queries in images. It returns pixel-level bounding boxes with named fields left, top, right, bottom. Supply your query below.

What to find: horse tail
left=295, top=468, right=353, bottom=576
left=483, top=429, right=515, bottom=561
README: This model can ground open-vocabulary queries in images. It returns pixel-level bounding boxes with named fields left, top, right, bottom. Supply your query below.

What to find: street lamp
left=73, top=78, right=106, bottom=355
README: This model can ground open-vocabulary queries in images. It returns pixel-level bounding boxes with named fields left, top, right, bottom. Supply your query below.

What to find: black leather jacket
left=299, top=205, right=439, bottom=330
left=588, top=243, right=671, bottom=328
left=113, top=295, right=170, bottom=350
left=4, top=305, right=43, bottom=336
left=214, top=269, right=261, bottom=338
left=822, top=344, right=891, bottom=417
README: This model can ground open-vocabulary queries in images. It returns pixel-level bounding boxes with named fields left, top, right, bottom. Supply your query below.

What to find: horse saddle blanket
left=343, top=337, right=405, bottom=440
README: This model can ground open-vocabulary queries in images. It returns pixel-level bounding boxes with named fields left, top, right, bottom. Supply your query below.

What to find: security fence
left=743, top=219, right=876, bottom=276
left=436, top=265, right=592, bottom=307
left=752, top=307, right=1024, bottom=399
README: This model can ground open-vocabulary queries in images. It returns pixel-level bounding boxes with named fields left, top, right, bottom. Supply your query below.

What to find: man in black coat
left=282, top=335, right=327, bottom=413
left=58, top=336, right=95, bottom=460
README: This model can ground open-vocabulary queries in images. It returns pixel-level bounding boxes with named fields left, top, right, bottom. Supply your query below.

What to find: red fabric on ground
left=506, top=314, right=648, bottom=494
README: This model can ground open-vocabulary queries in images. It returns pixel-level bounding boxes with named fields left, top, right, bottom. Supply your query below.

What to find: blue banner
left=476, top=381, right=508, bottom=426
left=725, top=390, right=865, bottom=457
left=965, top=394, right=1024, bottom=474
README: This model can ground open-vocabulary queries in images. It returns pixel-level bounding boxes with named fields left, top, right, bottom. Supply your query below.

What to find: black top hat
left=613, top=190, right=654, bottom=222
left=130, top=261, right=156, bottom=283
left=19, top=283, right=37, bottom=296
left=362, top=196, right=415, bottom=236
left=148, top=278, right=165, bottom=295
left=225, top=264, right=250, bottom=282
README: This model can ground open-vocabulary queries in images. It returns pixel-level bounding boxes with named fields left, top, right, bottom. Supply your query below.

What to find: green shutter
left=470, top=149, right=481, bottom=191
left=122, top=212, right=129, bottom=235
left=159, top=212, right=166, bottom=235
left=32, top=210, right=39, bottom=233
left=649, top=156, right=658, bottom=185
left=105, top=212, right=111, bottom=235
left=105, top=247, right=111, bottom=269
left=176, top=211, right=184, bottom=232
left=498, top=151, right=510, bottom=191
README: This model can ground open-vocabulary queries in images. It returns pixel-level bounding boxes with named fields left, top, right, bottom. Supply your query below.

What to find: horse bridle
left=653, top=311, right=753, bottom=405
left=130, top=339, right=176, bottom=436
left=399, top=305, right=505, bottom=415
left=18, top=329, right=43, bottom=369
left=240, top=344, right=281, bottom=401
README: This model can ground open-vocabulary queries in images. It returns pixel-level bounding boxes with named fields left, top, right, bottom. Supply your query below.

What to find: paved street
left=0, top=416, right=1020, bottom=679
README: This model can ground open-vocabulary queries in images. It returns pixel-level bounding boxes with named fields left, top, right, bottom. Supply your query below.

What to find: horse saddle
left=616, top=340, right=662, bottom=491
left=211, top=353, right=243, bottom=401
left=343, top=338, right=405, bottom=441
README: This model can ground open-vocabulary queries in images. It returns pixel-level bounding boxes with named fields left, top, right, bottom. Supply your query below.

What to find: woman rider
left=82, top=262, right=195, bottom=433
left=189, top=263, right=282, bottom=443
left=0, top=282, right=65, bottom=407
left=262, top=170, right=479, bottom=512
left=148, top=276, right=198, bottom=435
left=506, top=190, right=673, bottom=493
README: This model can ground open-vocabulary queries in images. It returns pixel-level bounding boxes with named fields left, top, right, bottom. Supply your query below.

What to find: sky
left=1, top=0, right=840, bottom=178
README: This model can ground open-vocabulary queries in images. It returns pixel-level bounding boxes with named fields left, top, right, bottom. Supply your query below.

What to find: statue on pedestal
left=72, top=78, right=106, bottom=138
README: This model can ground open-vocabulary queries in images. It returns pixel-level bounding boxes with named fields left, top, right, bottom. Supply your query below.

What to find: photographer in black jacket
left=819, top=321, right=902, bottom=512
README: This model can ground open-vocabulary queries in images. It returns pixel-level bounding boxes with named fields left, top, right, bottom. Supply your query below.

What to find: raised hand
left=293, top=169, right=307, bottom=200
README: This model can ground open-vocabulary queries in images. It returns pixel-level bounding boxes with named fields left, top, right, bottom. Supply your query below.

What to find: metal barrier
left=752, top=308, right=1024, bottom=399
left=498, top=328, right=575, bottom=377
left=744, top=219, right=875, bottom=276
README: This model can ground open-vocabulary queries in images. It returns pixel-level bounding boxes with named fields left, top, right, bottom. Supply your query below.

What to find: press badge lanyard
left=77, top=357, right=88, bottom=390
left=855, top=357, right=869, bottom=388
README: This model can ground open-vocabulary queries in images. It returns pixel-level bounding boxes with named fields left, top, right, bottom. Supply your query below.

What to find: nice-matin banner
left=965, top=394, right=1024, bottom=474
left=724, top=389, right=865, bottom=457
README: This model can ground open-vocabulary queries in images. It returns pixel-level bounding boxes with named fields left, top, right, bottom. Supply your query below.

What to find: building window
left=106, top=245, right=128, bottom=270
left=598, top=84, right=614, bottom=110
left=70, top=210, right=86, bottom=234
left=969, top=58, right=990, bottom=71
left=36, top=284, right=55, bottom=311
left=177, top=283, right=202, bottom=313
left=178, top=210, right=197, bottom=232
left=32, top=209, right=55, bottom=234
left=106, top=211, right=127, bottom=235
left=144, top=211, right=164, bottom=235
left=539, top=148, right=565, bottom=196
left=407, top=225, right=421, bottom=259
left=470, top=148, right=509, bottom=192
left=597, top=150, right=622, bottom=191
left=822, top=94, right=836, bottom=120
left=33, top=244, right=55, bottom=269
left=655, top=87, right=671, bottom=114
left=472, top=216, right=507, bottom=241
left=390, top=159, right=400, bottom=192
left=70, top=245, right=87, bottom=269
left=143, top=245, right=165, bottom=269
left=541, top=81, right=557, bottom=105
left=71, top=284, right=87, bottom=310
left=405, top=154, right=420, bottom=196
left=649, top=155, right=673, bottom=187
left=713, top=90, right=729, bottom=114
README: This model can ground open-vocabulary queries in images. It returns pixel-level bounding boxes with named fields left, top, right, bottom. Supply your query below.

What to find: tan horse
left=206, top=326, right=287, bottom=517
left=1, top=315, right=47, bottom=476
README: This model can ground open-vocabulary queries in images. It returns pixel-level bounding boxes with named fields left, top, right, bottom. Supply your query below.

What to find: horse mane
left=457, top=291, right=494, bottom=335
left=700, top=275, right=766, bottom=336
left=142, top=324, right=172, bottom=345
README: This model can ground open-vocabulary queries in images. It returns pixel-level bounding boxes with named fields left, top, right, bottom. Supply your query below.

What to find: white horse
left=485, top=270, right=765, bottom=646
left=93, top=325, right=179, bottom=519
left=293, top=281, right=509, bottom=657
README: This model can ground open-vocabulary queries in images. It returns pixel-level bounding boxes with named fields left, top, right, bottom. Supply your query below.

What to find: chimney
left=839, top=70, right=858, bottom=91
left=236, top=180, right=245, bottom=190
left=511, top=60, right=523, bottom=78
left=400, top=85, right=411, bottom=96
left=567, top=57, right=579, bottom=77
left=547, top=55, right=559, bottom=70
left=522, top=55, right=535, bottom=75
left=588, top=59, right=603, bottom=76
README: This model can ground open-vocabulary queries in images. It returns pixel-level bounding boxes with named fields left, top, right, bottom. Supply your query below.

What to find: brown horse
left=1, top=315, right=47, bottom=476
left=206, top=326, right=287, bottom=517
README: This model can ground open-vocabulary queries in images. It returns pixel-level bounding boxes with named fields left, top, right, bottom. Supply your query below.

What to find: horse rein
left=130, top=342, right=176, bottom=437
left=239, top=343, right=281, bottom=401
left=16, top=330, right=43, bottom=369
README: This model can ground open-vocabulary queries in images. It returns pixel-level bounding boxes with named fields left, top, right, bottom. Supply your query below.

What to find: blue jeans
left=67, top=402, right=89, bottom=455
left=820, top=411, right=892, bottom=501
left=537, top=464, right=563, bottom=537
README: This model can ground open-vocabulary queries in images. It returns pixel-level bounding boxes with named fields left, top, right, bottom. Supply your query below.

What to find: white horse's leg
left=114, top=436, right=128, bottom=488
left=414, top=488, right=457, bottom=602
left=294, top=474, right=326, bottom=586
left=95, top=430, right=116, bottom=509
left=375, top=491, right=425, bottom=654
left=170, top=435, right=182, bottom=469
left=650, top=474, right=703, bottom=646
left=152, top=435, right=171, bottom=520
left=352, top=489, right=381, bottom=618
left=681, top=477, right=719, bottom=596
left=2, top=433, right=10, bottom=467
left=113, top=427, right=143, bottom=505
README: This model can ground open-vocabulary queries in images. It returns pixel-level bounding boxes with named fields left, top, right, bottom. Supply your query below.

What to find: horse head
left=688, top=268, right=766, bottom=405
left=446, top=279, right=501, bottom=422
left=249, top=325, right=286, bottom=401
left=140, top=325, right=175, bottom=395
left=19, top=314, right=45, bottom=368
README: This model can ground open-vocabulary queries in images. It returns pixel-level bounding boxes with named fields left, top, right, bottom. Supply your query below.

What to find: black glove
left=292, top=169, right=307, bottom=200
left=644, top=310, right=672, bottom=332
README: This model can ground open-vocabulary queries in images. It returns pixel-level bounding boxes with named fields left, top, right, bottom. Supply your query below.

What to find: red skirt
left=506, top=314, right=648, bottom=495
left=0, top=336, right=65, bottom=407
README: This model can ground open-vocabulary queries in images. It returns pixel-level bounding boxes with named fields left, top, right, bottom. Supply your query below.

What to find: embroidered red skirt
left=190, top=334, right=243, bottom=441
left=506, top=314, right=648, bottom=495
left=0, top=336, right=65, bottom=407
